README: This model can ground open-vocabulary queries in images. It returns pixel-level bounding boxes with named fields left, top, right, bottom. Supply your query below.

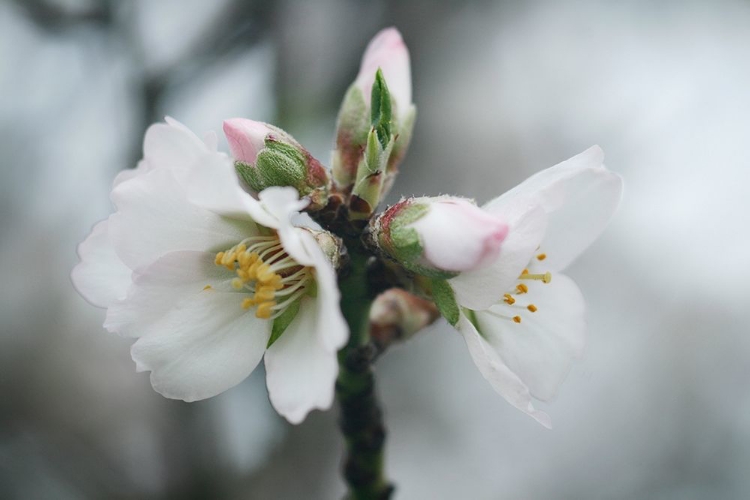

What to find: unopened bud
left=223, top=118, right=330, bottom=210
left=369, top=196, right=508, bottom=277
left=333, top=27, right=415, bottom=197
left=369, top=289, right=440, bottom=349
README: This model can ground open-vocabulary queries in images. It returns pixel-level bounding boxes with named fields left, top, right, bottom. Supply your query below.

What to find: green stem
left=336, top=250, right=394, bottom=500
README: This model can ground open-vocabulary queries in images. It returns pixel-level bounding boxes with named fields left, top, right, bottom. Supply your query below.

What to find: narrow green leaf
left=429, top=278, right=460, bottom=326
left=370, top=68, right=392, bottom=149
left=267, top=299, right=301, bottom=348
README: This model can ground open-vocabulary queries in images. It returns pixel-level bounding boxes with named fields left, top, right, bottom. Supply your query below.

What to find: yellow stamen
left=264, top=274, right=284, bottom=290
left=513, top=316, right=522, bottom=323
left=241, top=297, right=255, bottom=309
left=214, top=252, right=225, bottom=265
left=527, top=304, right=537, bottom=312
left=503, top=293, right=516, bottom=305
left=255, top=301, right=275, bottom=319
left=215, top=237, right=312, bottom=319
left=521, top=268, right=529, bottom=275
left=516, top=283, right=529, bottom=294
left=518, top=271, right=552, bottom=284
left=221, top=251, right=235, bottom=266
left=254, top=285, right=276, bottom=302
left=247, top=259, right=261, bottom=280
left=536, top=253, right=547, bottom=261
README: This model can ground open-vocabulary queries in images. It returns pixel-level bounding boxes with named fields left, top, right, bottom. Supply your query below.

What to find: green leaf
left=364, top=127, right=383, bottom=175
left=370, top=68, right=392, bottom=149
left=429, top=278, right=460, bottom=326
left=267, top=299, right=301, bottom=348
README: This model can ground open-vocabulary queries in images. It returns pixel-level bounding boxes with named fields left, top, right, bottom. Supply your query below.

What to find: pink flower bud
left=410, top=198, right=508, bottom=272
left=223, top=118, right=274, bottom=165
left=355, top=27, right=412, bottom=112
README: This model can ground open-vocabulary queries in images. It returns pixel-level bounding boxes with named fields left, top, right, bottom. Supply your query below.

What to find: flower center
left=214, top=235, right=312, bottom=320
left=493, top=253, right=552, bottom=324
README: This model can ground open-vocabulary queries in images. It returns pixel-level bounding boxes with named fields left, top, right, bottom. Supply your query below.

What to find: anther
left=256, top=301, right=275, bottom=319
left=214, top=252, right=225, bottom=265
left=203, top=285, right=212, bottom=291
left=513, top=316, right=522, bottom=323
left=536, top=253, right=547, bottom=261
left=256, top=263, right=274, bottom=282
left=527, top=304, right=537, bottom=312
left=503, top=293, right=516, bottom=305
left=254, top=285, right=276, bottom=302
left=231, top=278, right=243, bottom=290
left=221, top=251, right=235, bottom=266
left=516, top=283, right=529, bottom=294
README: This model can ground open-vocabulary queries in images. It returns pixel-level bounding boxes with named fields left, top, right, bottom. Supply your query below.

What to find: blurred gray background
left=1, top=0, right=749, bottom=498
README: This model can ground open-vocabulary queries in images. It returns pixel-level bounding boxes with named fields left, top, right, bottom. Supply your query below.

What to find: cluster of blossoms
left=73, top=28, right=622, bottom=428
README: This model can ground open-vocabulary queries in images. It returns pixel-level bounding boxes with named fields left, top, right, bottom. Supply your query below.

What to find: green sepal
left=388, top=104, right=416, bottom=174
left=332, top=85, right=370, bottom=188
left=267, top=299, right=302, bottom=348
left=387, top=202, right=428, bottom=262
left=255, top=138, right=307, bottom=190
left=429, top=278, right=460, bottom=326
left=339, top=85, right=370, bottom=144
left=370, top=68, right=393, bottom=149
left=235, top=161, right=265, bottom=192
left=378, top=202, right=458, bottom=279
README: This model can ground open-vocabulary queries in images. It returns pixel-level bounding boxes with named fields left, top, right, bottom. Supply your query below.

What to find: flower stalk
left=336, top=250, right=394, bottom=499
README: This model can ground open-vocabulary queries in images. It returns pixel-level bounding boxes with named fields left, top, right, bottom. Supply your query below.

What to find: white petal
left=105, top=251, right=233, bottom=337
left=449, top=203, right=547, bottom=310
left=410, top=197, right=508, bottom=272
left=109, top=167, right=253, bottom=270
left=71, top=219, right=132, bottom=308
left=131, top=290, right=270, bottom=402
left=143, top=118, right=261, bottom=221
left=473, top=273, right=586, bottom=402
left=483, top=147, right=623, bottom=271
left=143, top=117, right=206, bottom=172
left=457, top=313, right=552, bottom=429
left=113, top=160, right=151, bottom=187
left=202, top=130, right=219, bottom=151
left=264, top=298, right=338, bottom=424
left=300, top=232, right=348, bottom=351
left=181, top=145, right=261, bottom=221
left=257, top=186, right=309, bottom=224
left=256, top=187, right=313, bottom=265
